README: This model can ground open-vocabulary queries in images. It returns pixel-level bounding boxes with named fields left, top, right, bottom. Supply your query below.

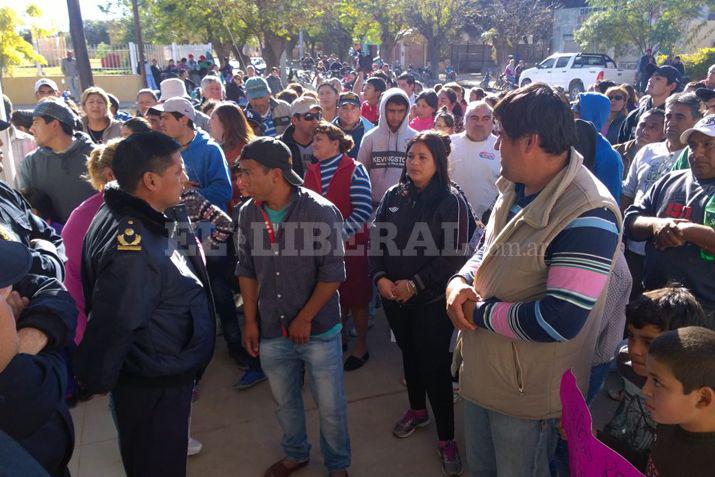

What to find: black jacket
left=0, top=180, right=65, bottom=280
left=0, top=274, right=77, bottom=477
left=75, top=183, right=216, bottom=393
left=278, top=125, right=309, bottom=178
left=370, top=178, right=474, bottom=305
left=618, top=96, right=655, bottom=144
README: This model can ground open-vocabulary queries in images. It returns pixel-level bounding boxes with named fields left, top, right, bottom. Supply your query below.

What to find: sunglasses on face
left=610, top=95, right=624, bottom=101
left=300, top=112, right=321, bottom=121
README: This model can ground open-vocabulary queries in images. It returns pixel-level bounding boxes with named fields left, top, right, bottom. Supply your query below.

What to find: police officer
left=0, top=239, right=77, bottom=477
left=74, top=131, right=215, bottom=477
left=0, top=178, right=65, bottom=281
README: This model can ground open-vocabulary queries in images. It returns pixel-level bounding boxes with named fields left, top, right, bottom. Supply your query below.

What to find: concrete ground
left=67, top=310, right=619, bottom=476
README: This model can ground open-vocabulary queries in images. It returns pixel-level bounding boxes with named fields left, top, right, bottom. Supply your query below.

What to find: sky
left=11, top=0, right=120, bottom=32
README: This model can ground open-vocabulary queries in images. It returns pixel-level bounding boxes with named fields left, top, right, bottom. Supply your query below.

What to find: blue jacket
left=578, top=93, right=623, bottom=201
left=181, top=130, right=232, bottom=211
left=332, top=116, right=375, bottom=159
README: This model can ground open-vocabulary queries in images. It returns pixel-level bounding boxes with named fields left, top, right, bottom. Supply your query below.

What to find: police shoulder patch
left=117, top=218, right=142, bottom=251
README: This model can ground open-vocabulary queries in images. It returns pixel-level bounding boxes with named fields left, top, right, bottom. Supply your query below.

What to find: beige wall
left=1, top=75, right=143, bottom=106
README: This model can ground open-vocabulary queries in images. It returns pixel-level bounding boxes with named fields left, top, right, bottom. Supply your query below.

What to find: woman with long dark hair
left=370, top=131, right=473, bottom=476
left=437, top=87, right=464, bottom=133
left=318, top=82, right=340, bottom=123
left=209, top=102, right=256, bottom=213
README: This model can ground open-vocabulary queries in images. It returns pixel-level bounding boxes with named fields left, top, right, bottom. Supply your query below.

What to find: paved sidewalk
left=67, top=310, right=618, bottom=476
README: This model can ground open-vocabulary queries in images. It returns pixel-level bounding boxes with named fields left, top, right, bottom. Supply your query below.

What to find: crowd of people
left=0, top=51, right=714, bottom=477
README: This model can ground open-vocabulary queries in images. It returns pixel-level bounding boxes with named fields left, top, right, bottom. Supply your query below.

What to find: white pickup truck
left=518, top=53, right=637, bottom=98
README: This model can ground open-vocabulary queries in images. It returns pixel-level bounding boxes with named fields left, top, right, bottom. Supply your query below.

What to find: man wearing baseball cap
left=154, top=97, right=231, bottom=210
left=333, top=91, right=374, bottom=159
left=17, top=99, right=95, bottom=223
left=34, top=79, right=60, bottom=103
left=243, top=76, right=292, bottom=137
left=619, top=65, right=681, bottom=143
left=278, top=96, right=322, bottom=177
left=625, top=113, right=715, bottom=317
left=236, top=137, right=351, bottom=477
left=0, top=239, right=79, bottom=477
left=157, top=78, right=211, bottom=131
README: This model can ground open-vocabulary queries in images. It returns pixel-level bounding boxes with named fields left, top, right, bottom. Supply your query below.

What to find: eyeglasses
left=299, top=112, right=321, bottom=121
left=610, top=95, right=625, bottom=101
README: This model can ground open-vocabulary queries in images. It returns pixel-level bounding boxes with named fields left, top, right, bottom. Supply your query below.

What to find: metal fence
left=17, top=42, right=214, bottom=76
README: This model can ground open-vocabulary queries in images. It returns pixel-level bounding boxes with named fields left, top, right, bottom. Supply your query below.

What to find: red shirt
left=361, top=101, right=379, bottom=125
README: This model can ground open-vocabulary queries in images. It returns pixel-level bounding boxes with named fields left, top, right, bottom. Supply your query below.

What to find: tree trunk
left=261, top=30, right=287, bottom=70
left=286, top=36, right=299, bottom=61
left=66, top=0, right=93, bottom=90
left=426, top=36, right=440, bottom=73
left=131, top=0, right=146, bottom=88
left=231, top=44, right=251, bottom=71
left=380, top=28, right=396, bottom=63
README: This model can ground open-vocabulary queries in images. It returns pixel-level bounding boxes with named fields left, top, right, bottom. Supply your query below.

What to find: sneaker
left=392, top=409, right=430, bottom=438
left=188, top=437, right=203, bottom=456
left=235, top=369, right=267, bottom=390
left=438, top=440, right=463, bottom=476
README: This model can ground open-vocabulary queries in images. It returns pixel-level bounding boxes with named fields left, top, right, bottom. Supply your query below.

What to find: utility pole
left=131, top=0, right=147, bottom=87
left=66, top=0, right=94, bottom=90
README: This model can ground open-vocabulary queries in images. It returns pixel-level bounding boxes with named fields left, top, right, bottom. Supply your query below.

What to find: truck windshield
left=539, top=58, right=556, bottom=69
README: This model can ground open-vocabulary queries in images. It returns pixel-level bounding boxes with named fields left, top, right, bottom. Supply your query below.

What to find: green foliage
left=658, top=48, right=715, bottom=81
left=0, top=6, right=45, bottom=76
left=574, top=0, right=708, bottom=57
left=95, top=42, right=111, bottom=59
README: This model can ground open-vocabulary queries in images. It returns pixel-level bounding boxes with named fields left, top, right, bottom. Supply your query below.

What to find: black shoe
left=344, top=352, right=369, bottom=371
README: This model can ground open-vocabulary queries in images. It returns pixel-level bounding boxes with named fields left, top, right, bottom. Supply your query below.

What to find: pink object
left=409, top=116, right=435, bottom=132
left=61, top=192, right=104, bottom=345
left=560, top=369, right=645, bottom=477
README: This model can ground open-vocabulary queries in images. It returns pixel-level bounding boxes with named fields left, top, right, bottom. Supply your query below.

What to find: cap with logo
left=338, top=92, right=361, bottom=108
left=680, top=114, right=715, bottom=143
left=291, top=96, right=321, bottom=116
left=245, top=77, right=271, bottom=100
left=149, top=97, right=196, bottom=121
left=239, top=137, right=303, bottom=186
left=32, top=99, right=77, bottom=130
left=34, top=78, right=59, bottom=94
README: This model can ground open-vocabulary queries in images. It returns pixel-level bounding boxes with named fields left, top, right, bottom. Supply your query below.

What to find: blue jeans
left=260, top=333, right=351, bottom=472
left=464, top=400, right=558, bottom=477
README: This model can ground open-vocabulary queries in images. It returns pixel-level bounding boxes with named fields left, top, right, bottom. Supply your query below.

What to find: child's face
left=627, top=323, right=662, bottom=376
left=415, top=99, right=435, bottom=120
left=643, top=354, right=703, bottom=428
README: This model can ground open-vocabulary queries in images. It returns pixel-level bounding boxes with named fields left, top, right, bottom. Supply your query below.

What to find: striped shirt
left=318, top=154, right=373, bottom=240
left=458, top=184, right=619, bottom=343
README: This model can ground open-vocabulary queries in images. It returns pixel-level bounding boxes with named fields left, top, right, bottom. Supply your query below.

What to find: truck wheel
left=569, top=81, right=584, bottom=100
left=520, top=78, right=531, bottom=88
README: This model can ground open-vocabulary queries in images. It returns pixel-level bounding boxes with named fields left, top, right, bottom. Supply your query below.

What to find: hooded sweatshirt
left=357, top=88, right=417, bottom=204
left=577, top=92, right=624, bottom=201
left=17, top=132, right=96, bottom=223
left=181, top=129, right=232, bottom=211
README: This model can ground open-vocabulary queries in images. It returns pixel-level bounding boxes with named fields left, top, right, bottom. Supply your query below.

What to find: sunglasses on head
left=610, top=95, right=624, bottom=101
left=300, top=112, right=321, bottom=121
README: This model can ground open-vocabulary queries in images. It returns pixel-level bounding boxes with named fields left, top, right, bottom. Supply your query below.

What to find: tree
left=83, top=20, right=111, bottom=45
left=336, top=0, right=405, bottom=63
left=573, top=0, right=709, bottom=57
left=0, top=6, right=44, bottom=77
left=466, top=0, right=555, bottom=69
left=402, top=0, right=466, bottom=71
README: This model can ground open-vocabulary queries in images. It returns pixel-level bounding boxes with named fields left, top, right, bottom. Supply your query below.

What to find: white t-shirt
left=622, top=141, right=684, bottom=255
left=448, top=133, right=501, bottom=219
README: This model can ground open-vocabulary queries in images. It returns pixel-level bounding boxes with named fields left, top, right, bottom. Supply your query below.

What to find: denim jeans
left=464, top=400, right=558, bottom=477
left=260, top=333, right=351, bottom=472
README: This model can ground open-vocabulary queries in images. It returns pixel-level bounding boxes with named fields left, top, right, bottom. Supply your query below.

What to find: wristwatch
left=407, top=280, right=417, bottom=294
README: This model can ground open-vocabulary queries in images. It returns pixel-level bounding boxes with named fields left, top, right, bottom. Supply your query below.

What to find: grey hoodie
left=17, top=132, right=96, bottom=223
left=357, top=88, right=417, bottom=204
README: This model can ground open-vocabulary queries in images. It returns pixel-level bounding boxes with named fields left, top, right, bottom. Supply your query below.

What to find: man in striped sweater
left=446, top=83, right=621, bottom=476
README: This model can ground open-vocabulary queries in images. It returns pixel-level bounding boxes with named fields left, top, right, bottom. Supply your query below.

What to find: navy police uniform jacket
left=74, top=182, right=216, bottom=394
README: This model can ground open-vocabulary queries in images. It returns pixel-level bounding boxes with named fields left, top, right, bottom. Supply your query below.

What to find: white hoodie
left=357, top=88, right=417, bottom=204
